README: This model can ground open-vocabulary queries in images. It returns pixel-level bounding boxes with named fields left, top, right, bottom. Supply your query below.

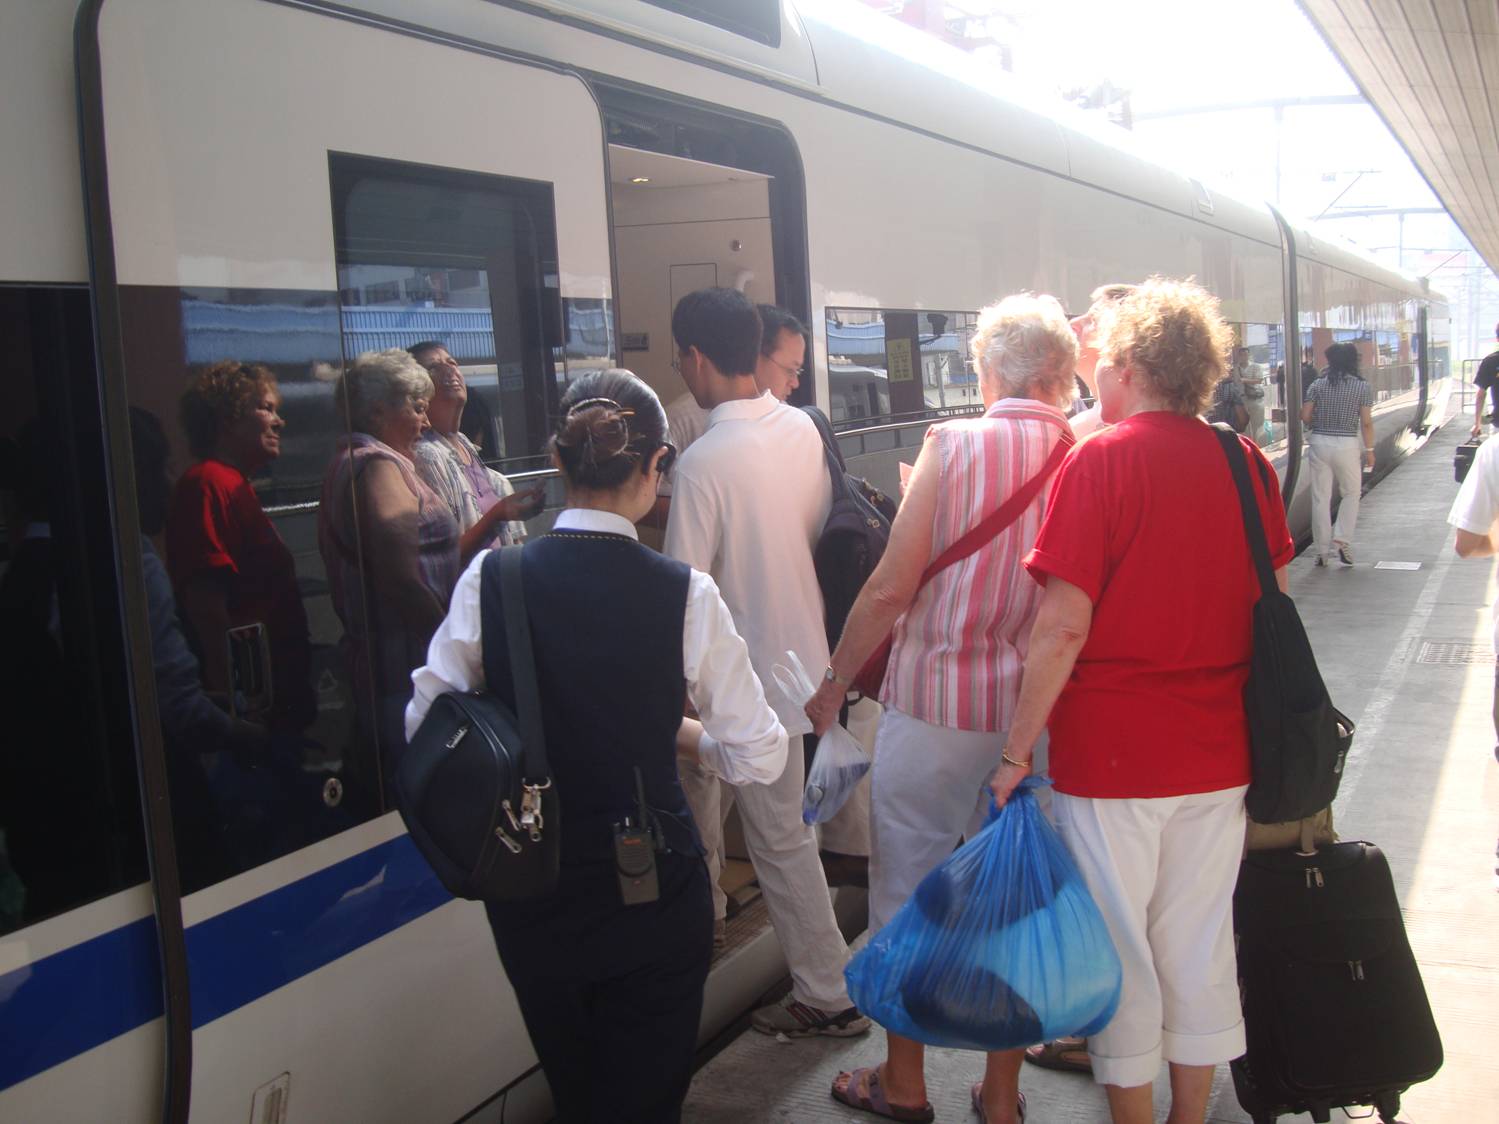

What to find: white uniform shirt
left=664, top=390, right=831, bottom=733
left=660, top=390, right=710, bottom=496
left=1449, top=435, right=1499, bottom=651
left=405, top=508, right=788, bottom=785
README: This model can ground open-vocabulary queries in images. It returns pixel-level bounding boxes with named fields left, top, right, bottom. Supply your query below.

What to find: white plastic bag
left=771, top=651, right=871, bottom=825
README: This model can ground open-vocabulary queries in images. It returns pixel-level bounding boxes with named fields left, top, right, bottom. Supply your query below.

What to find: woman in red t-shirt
left=166, top=361, right=315, bottom=733
left=991, top=280, right=1294, bottom=1124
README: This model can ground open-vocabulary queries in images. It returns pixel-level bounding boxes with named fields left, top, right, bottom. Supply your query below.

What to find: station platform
left=682, top=422, right=1499, bottom=1123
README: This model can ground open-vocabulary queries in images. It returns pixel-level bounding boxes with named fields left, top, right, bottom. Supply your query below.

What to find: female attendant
left=992, top=279, right=1294, bottom=1124
left=407, top=370, right=787, bottom=1123
left=806, top=294, right=1080, bottom=1124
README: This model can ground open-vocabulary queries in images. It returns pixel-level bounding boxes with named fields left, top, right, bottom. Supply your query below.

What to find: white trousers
left=1052, top=785, right=1248, bottom=1089
left=1307, top=433, right=1363, bottom=556
left=679, top=735, right=853, bottom=1011
left=869, top=706, right=1013, bottom=934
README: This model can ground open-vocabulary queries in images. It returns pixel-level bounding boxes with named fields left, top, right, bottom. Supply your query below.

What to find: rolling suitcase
left=1455, top=435, right=1483, bottom=483
left=1231, top=841, right=1442, bottom=1124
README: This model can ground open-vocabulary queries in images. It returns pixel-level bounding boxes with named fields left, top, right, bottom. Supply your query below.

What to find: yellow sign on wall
left=887, top=337, right=914, bottom=383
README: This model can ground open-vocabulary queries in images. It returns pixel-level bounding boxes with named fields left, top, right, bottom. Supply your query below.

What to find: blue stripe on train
left=0, top=834, right=452, bottom=1092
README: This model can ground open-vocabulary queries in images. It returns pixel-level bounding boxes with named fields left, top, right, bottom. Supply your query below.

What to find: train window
left=825, top=307, right=982, bottom=428
left=330, top=153, right=564, bottom=473
left=114, top=278, right=376, bottom=891
left=643, top=0, right=782, bottom=46
left=0, top=286, right=146, bottom=932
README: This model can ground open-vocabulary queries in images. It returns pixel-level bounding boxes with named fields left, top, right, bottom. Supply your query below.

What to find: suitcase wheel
left=1375, top=1090, right=1401, bottom=1123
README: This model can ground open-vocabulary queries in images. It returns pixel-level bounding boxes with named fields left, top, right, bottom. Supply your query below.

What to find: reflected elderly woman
left=409, top=341, right=544, bottom=562
left=806, top=294, right=1079, bottom=1124
left=992, top=280, right=1294, bottom=1124
left=166, top=360, right=314, bottom=732
left=318, top=348, right=460, bottom=759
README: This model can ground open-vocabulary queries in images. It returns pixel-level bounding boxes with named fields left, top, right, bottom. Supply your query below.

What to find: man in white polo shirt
left=665, top=287, right=868, bottom=1038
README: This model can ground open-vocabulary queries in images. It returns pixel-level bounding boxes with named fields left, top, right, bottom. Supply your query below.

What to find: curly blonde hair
left=180, top=360, right=279, bottom=459
left=1100, top=278, right=1232, bottom=416
left=971, top=293, right=1078, bottom=403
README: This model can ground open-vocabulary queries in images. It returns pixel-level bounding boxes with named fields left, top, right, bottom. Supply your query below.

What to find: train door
left=599, top=85, right=811, bottom=426
left=596, top=87, right=810, bottom=919
left=0, top=285, right=164, bottom=1122
left=77, top=1, right=612, bottom=1120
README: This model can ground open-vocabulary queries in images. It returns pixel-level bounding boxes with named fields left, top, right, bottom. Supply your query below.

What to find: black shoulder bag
left=1213, top=426, right=1353, bottom=824
left=394, top=544, right=560, bottom=901
left=801, top=404, right=899, bottom=647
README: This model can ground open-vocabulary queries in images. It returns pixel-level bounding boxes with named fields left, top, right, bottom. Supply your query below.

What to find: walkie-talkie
left=613, top=768, right=660, bottom=906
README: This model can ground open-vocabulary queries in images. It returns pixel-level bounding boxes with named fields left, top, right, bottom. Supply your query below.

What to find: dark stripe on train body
left=0, top=834, right=451, bottom=1092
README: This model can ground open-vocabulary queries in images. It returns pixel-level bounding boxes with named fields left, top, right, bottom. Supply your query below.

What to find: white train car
left=0, top=2, right=1448, bottom=1123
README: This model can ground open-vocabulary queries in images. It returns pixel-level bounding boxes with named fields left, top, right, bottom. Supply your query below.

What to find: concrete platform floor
left=682, top=423, right=1499, bottom=1123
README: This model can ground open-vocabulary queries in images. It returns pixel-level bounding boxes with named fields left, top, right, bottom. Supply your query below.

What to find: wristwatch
left=824, top=665, right=850, bottom=686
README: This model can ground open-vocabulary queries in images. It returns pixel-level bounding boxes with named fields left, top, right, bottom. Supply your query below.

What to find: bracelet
left=1001, top=750, right=1031, bottom=769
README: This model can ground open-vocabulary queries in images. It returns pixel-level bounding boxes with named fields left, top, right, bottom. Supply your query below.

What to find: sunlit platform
left=684, top=415, right=1499, bottom=1123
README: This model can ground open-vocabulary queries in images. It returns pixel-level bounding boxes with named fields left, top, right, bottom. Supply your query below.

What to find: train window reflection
left=329, top=153, right=563, bottom=474
left=1220, top=323, right=1286, bottom=448
left=825, top=307, right=981, bottom=428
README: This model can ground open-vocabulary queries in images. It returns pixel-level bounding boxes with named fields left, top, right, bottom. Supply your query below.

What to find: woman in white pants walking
left=1302, top=342, right=1375, bottom=566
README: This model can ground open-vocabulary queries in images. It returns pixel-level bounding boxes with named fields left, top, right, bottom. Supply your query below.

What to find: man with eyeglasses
left=755, top=304, right=808, bottom=403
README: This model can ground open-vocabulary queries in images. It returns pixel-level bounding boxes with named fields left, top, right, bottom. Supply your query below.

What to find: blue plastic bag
left=845, top=777, right=1121, bottom=1051
left=772, top=653, right=871, bottom=825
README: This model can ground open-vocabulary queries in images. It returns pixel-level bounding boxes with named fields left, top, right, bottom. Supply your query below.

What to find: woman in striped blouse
left=806, top=294, right=1079, bottom=1124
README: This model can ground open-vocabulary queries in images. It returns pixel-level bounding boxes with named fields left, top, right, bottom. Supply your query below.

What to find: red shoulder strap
left=918, top=422, right=1075, bottom=586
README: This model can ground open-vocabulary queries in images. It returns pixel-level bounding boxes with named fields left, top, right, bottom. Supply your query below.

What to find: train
left=0, top=1, right=1450, bottom=1122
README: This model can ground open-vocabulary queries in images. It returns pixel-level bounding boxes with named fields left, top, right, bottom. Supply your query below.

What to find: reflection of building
left=826, top=308, right=980, bottom=423
left=858, top=1, right=1015, bottom=72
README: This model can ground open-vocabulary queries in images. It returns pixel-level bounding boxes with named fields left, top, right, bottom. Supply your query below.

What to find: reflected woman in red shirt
left=166, top=360, right=314, bottom=734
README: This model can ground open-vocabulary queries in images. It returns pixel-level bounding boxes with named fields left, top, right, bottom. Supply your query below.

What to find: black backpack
left=801, top=405, right=898, bottom=646
left=1213, top=426, right=1353, bottom=823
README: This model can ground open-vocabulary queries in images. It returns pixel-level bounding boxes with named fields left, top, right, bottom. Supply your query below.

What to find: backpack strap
left=801, top=404, right=848, bottom=485
left=1211, top=424, right=1279, bottom=599
left=495, top=544, right=549, bottom=783
left=919, top=424, right=1075, bottom=584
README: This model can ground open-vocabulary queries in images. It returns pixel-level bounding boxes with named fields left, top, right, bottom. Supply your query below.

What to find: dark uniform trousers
left=485, top=853, right=713, bottom=1123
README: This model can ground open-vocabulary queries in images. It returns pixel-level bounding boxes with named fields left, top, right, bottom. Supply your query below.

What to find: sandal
left=1023, top=1036, right=1092, bottom=1074
left=830, top=1065, right=935, bottom=1123
left=969, top=1082, right=1026, bottom=1123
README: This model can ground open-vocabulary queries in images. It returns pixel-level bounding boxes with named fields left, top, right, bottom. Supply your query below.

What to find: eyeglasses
left=766, top=356, right=805, bottom=381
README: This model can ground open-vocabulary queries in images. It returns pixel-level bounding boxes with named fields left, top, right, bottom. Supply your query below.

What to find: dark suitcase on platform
left=1455, top=436, right=1483, bottom=483
left=1231, top=842, right=1442, bottom=1124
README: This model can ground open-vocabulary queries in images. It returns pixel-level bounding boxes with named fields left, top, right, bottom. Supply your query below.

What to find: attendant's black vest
left=480, top=531, right=699, bottom=866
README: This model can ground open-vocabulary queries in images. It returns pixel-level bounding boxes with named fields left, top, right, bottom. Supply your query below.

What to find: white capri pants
left=869, top=706, right=1045, bottom=934
left=1306, top=432, right=1363, bottom=556
left=1051, top=784, right=1248, bottom=1088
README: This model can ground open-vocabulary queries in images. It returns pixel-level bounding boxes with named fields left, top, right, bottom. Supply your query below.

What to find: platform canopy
left=1299, top=1, right=1499, bottom=272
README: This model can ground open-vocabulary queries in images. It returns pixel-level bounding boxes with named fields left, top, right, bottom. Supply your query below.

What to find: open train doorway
left=607, top=144, right=778, bottom=426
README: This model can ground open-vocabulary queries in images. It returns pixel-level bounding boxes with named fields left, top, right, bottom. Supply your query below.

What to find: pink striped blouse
left=882, top=399, right=1071, bottom=732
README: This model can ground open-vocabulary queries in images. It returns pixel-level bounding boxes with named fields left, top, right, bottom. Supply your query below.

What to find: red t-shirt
left=1023, top=413, right=1294, bottom=799
left=165, top=458, right=313, bottom=729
